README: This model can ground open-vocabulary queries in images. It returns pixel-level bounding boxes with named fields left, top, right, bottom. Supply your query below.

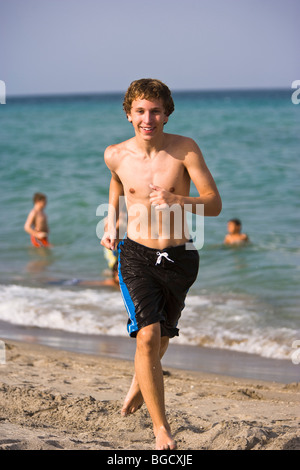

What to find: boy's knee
left=136, top=323, right=161, bottom=356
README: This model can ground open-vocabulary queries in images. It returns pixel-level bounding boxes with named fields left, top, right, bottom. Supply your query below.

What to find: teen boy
left=101, top=79, right=222, bottom=449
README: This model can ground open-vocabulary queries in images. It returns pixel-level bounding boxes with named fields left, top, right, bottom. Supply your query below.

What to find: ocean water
left=0, top=90, right=299, bottom=362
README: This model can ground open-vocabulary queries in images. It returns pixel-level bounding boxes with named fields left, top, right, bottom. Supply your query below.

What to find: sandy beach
left=0, top=339, right=299, bottom=451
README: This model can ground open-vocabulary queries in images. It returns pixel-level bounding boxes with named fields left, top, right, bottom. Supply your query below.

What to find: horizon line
left=5, top=86, right=291, bottom=100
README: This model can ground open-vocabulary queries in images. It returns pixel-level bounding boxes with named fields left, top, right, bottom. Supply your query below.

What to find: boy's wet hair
left=229, top=218, right=241, bottom=226
left=123, top=78, right=175, bottom=117
left=33, top=192, right=47, bottom=203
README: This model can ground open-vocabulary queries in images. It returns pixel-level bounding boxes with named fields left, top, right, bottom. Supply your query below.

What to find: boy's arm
left=101, top=146, right=124, bottom=250
left=180, top=139, right=222, bottom=216
left=24, top=210, right=41, bottom=238
left=101, top=174, right=124, bottom=250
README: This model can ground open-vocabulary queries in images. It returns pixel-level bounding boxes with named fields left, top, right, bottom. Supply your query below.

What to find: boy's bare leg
left=134, top=323, right=176, bottom=450
left=121, top=335, right=169, bottom=416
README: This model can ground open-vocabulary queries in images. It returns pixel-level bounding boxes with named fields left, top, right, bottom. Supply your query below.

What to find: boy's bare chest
left=117, top=154, right=186, bottom=198
left=34, top=211, right=47, bottom=227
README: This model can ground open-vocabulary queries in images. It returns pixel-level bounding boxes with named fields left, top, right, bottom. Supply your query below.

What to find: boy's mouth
left=140, top=126, right=155, bottom=132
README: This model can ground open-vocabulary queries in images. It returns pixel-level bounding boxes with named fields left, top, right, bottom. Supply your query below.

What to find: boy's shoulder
left=25, top=207, right=37, bottom=224
left=29, top=207, right=38, bottom=216
left=166, top=133, right=197, bottom=146
left=224, top=233, right=249, bottom=245
left=105, top=136, right=135, bottom=152
left=165, top=134, right=203, bottom=160
left=240, top=233, right=249, bottom=242
left=104, top=138, right=134, bottom=165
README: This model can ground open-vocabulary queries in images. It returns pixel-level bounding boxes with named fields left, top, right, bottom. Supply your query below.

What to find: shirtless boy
left=24, top=193, right=51, bottom=247
left=224, top=218, right=249, bottom=245
left=101, top=79, right=222, bottom=450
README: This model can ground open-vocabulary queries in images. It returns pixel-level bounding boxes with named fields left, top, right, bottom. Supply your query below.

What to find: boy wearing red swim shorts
left=24, top=193, right=52, bottom=248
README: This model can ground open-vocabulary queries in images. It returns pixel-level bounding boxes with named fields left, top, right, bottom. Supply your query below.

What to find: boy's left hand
left=149, top=184, right=181, bottom=209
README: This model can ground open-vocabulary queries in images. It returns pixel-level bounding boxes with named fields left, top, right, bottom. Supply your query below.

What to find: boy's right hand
left=101, top=231, right=116, bottom=251
left=36, top=231, right=48, bottom=239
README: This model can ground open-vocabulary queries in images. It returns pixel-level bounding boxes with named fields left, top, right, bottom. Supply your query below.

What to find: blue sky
left=1, top=0, right=299, bottom=96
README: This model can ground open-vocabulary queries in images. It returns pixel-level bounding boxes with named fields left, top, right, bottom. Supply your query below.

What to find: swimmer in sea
left=224, top=218, right=249, bottom=245
left=24, top=193, right=52, bottom=247
left=47, top=260, right=119, bottom=288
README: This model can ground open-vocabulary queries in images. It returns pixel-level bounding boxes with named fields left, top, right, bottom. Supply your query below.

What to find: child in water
left=24, top=193, right=52, bottom=247
left=224, top=218, right=249, bottom=245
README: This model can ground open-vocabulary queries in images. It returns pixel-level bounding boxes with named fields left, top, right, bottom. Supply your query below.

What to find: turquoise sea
left=0, top=89, right=299, bottom=363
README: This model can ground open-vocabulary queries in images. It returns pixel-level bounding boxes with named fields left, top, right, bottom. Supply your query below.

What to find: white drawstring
left=155, top=251, right=174, bottom=265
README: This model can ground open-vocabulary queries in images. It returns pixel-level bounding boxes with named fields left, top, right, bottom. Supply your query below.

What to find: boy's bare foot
left=121, top=375, right=144, bottom=416
left=155, top=426, right=177, bottom=450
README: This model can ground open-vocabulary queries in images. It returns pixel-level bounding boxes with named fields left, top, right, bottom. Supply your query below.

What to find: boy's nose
left=143, top=111, right=152, bottom=123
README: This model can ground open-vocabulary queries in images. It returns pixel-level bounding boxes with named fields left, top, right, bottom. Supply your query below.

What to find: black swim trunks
left=117, top=237, right=199, bottom=338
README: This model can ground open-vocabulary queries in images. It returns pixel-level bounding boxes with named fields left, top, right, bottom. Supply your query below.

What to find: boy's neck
left=134, top=132, right=166, bottom=157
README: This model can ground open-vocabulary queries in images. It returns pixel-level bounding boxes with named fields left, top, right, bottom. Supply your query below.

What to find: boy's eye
left=135, top=109, right=161, bottom=114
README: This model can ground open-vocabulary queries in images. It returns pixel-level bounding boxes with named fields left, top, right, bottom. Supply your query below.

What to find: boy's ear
left=127, top=114, right=132, bottom=123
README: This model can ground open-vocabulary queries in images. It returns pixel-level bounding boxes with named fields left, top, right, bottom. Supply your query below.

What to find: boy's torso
left=113, top=134, right=191, bottom=249
left=33, top=210, right=48, bottom=232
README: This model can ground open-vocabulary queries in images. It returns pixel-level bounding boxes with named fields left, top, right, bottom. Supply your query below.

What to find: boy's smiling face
left=127, top=98, right=168, bottom=140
